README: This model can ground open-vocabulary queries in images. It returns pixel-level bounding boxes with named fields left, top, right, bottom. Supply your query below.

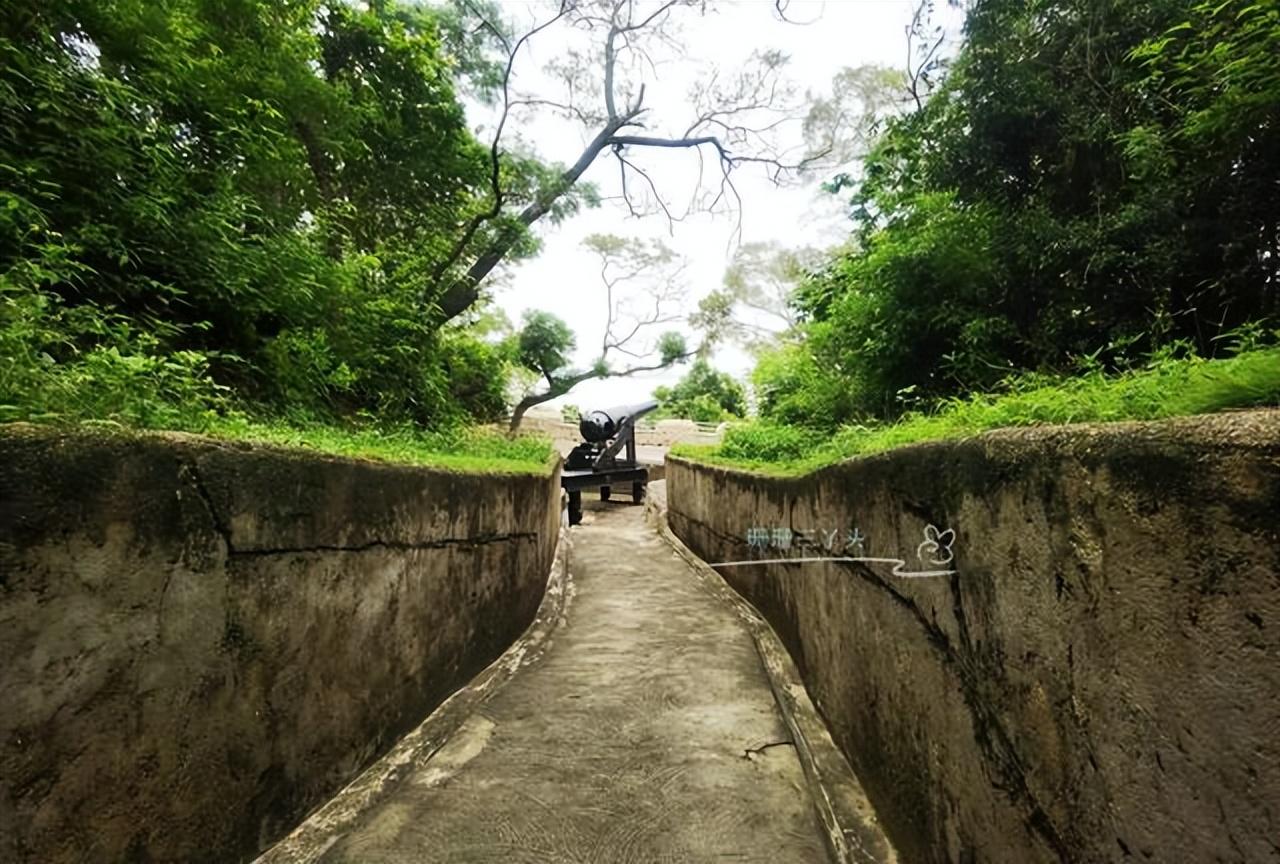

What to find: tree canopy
left=5, top=0, right=1276, bottom=440
left=1, top=0, right=547, bottom=426
left=763, top=0, right=1280, bottom=429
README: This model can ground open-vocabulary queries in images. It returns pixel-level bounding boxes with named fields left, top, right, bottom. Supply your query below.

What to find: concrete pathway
left=301, top=502, right=829, bottom=863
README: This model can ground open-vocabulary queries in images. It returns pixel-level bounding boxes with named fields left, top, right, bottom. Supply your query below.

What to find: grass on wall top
left=2, top=416, right=558, bottom=475
left=200, top=418, right=559, bottom=475
left=673, top=346, right=1280, bottom=476
left=2, top=330, right=558, bottom=473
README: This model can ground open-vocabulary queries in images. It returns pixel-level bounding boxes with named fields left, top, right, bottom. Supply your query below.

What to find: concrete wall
left=0, top=425, right=561, bottom=863
left=666, top=411, right=1280, bottom=864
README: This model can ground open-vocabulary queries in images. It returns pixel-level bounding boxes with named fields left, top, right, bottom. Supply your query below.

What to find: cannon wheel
left=600, top=485, right=611, bottom=502
left=632, top=481, right=645, bottom=504
left=568, top=489, right=583, bottom=526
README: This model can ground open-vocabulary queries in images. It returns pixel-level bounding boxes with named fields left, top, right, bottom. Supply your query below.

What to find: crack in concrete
left=834, top=558, right=1073, bottom=863
left=672, top=506, right=1073, bottom=864
left=178, top=459, right=233, bottom=552
left=944, top=570, right=1073, bottom=864
left=227, top=534, right=538, bottom=558
left=178, top=458, right=535, bottom=558
left=742, top=740, right=795, bottom=759
left=657, top=501, right=899, bottom=864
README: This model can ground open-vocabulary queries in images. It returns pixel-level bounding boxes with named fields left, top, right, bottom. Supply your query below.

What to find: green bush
left=679, top=345, right=1280, bottom=474
left=0, top=285, right=236, bottom=428
left=751, top=341, right=863, bottom=428
left=654, top=358, right=746, bottom=422
left=0, top=281, right=542, bottom=471
left=715, top=422, right=825, bottom=464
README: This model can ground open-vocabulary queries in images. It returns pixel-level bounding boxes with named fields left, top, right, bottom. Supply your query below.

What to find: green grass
left=200, top=417, right=558, bottom=474
left=11, top=415, right=558, bottom=473
left=2, top=315, right=557, bottom=473
left=673, top=347, right=1280, bottom=475
left=5, top=413, right=557, bottom=475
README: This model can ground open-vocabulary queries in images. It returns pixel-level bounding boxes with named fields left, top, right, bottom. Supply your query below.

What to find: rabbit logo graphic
left=917, top=525, right=955, bottom=567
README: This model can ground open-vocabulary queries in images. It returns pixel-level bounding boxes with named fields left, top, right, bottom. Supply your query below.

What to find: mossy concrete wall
left=0, top=425, right=561, bottom=863
left=667, top=411, right=1280, bottom=864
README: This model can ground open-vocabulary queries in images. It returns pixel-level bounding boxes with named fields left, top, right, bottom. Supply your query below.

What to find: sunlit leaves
left=785, top=0, right=1280, bottom=429
left=0, top=0, right=536, bottom=427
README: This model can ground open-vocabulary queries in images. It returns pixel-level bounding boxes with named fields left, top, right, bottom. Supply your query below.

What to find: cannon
left=561, top=399, right=658, bottom=525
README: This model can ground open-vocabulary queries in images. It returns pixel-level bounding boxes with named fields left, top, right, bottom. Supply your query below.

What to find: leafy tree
left=782, top=0, right=1280, bottom=427
left=517, top=311, right=578, bottom=380
left=804, top=64, right=909, bottom=171
left=0, top=0, right=542, bottom=426
left=1126, top=0, right=1280, bottom=319
left=693, top=241, right=820, bottom=351
left=653, top=359, right=746, bottom=422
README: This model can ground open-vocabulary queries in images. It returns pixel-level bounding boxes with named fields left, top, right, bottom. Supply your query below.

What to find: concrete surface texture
left=0, top=425, right=561, bottom=864
left=261, top=501, right=836, bottom=863
left=666, top=410, right=1280, bottom=864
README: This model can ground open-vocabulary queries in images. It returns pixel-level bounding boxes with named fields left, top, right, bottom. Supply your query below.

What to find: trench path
left=289, top=500, right=829, bottom=863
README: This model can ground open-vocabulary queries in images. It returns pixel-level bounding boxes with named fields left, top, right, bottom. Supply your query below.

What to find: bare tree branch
left=428, top=0, right=572, bottom=298
left=510, top=97, right=594, bottom=124
left=906, top=0, right=951, bottom=111
left=509, top=232, right=694, bottom=430
left=432, top=0, right=848, bottom=324
left=615, top=148, right=683, bottom=232
left=773, top=0, right=824, bottom=26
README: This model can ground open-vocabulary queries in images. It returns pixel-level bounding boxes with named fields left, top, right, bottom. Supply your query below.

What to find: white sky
left=471, top=0, right=960, bottom=411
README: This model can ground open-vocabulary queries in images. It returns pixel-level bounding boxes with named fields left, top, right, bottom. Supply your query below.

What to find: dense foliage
left=653, top=359, right=747, bottom=422
left=772, top=0, right=1280, bottom=429
left=682, top=344, right=1280, bottom=474
left=0, top=0, right=557, bottom=430
left=7, top=0, right=1276, bottom=464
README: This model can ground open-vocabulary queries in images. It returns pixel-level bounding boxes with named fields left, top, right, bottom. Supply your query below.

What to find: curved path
left=266, top=500, right=830, bottom=863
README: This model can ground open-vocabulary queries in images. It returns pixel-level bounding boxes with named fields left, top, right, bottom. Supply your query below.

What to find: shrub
left=680, top=345, right=1280, bottom=474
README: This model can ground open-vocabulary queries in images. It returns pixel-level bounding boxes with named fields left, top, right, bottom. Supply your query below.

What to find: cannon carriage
left=561, top=399, right=657, bottom=525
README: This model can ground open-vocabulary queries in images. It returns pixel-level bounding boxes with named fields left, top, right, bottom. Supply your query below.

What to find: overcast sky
left=472, top=0, right=962, bottom=412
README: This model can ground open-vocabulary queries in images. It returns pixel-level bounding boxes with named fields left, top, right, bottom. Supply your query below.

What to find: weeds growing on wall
left=676, top=345, right=1280, bottom=475
left=0, top=285, right=554, bottom=471
left=198, top=419, right=557, bottom=474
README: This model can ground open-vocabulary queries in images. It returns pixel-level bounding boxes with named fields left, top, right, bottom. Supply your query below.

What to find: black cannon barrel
left=578, top=399, right=659, bottom=443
